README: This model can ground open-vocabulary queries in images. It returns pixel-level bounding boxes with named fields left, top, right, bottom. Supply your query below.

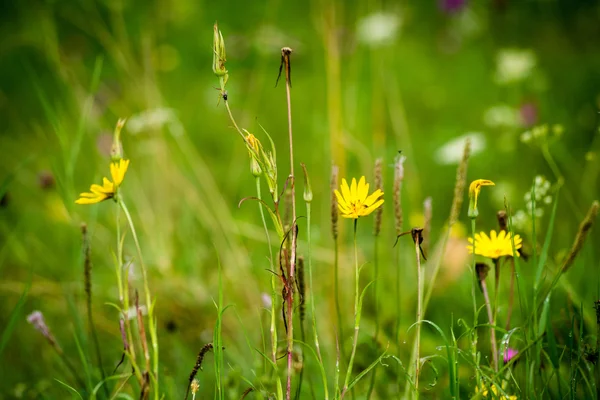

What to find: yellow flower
left=76, top=160, right=130, bottom=205
left=467, top=230, right=523, bottom=259
left=334, top=176, right=384, bottom=219
left=468, top=179, right=495, bottom=218
left=476, top=383, right=517, bottom=399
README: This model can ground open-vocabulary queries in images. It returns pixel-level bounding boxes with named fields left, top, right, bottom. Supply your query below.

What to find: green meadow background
left=1, top=0, right=600, bottom=398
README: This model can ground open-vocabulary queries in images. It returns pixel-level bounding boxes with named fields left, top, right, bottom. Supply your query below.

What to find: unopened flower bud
left=244, top=132, right=262, bottom=177
left=301, top=163, right=313, bottom=203
left=111, top=118, right=126, bottom=162
left=212, top=23, right=228, bottom=78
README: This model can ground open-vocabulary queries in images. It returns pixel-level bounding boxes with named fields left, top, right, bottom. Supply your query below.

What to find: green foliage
left=1, top=1, right=600, bottom=399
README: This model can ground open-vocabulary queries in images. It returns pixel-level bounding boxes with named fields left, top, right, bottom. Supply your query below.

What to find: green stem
left=470, top=218, right=480, bottom=388
left=256, top=177, right=278, bottom=365
left=116, top=202, right=142, bottom=385
left=283, top=51, right=297, bottom=400
left=396, top=243, right=403, bottom=393
left=334, top=237, right=344, bottom=360
left=366, top=236, right=380, bottom=399
left=414, top=238, right=423, bottom=397
left=118, top=197, right=159, bottom=399
left=306, top=202, right=328, bottom=399
left=342, top=219, right=360, bottom=397
left=505, top=260, right=515, bottom=331
left=224, top=100, right=246, bottom=140
left=481, top=276, right=499, bottom=371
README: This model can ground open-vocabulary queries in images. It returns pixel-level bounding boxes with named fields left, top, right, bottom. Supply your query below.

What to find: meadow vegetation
left=1, top=1, right=600, bottom=399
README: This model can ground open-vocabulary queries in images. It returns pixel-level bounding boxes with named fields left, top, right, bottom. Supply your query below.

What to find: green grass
left=1, top=1, right=600, bottom=399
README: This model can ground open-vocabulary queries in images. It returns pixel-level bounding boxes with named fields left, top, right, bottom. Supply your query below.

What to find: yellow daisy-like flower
left=76, top=159, right=130, bottom=205
left=467, top=230, right=523, bottom=259
left=468, top=179, right=495, bottom=218
left=334, top=176, right=384, bottom=219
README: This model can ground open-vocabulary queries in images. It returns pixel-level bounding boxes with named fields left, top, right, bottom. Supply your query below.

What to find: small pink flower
left=503, top=347, right=519, bottom=364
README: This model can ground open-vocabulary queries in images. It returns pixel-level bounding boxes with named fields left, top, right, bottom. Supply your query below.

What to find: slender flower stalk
left=301, top=163, right=328, bottom=399
left=280, top=46, right=298, bottom=400
left=81, top=224, right=109, bottom=398
left=256, top=177, right=278, bottom=364
left=469, top=218, right=480, bottom=386
left=342, top=219, right=360, bottom=398
left=468, top=178, right=494, bottom=384
left=119, top=197, right=159, bottom=397
left=393, top=155, right=406, bottom=392
left=476, top=263, right=499, bottom=371
left=331, top=165, right=344, bottom=360
left=414, top=232, right=424, bottom=392
left=367, top=158, right=383, bottom=399
left=372, top=159, right=384, bottom=339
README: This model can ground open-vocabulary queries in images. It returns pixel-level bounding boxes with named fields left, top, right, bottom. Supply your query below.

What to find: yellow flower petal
left=364, top=189, right=383, bottom=207
left=357, top=176, right=368, bottom=203
left=341, top=179, right=351, bottom=202
left=111, top=159, right=130, bottom=187
left=350, top=178, right=358, bottom=200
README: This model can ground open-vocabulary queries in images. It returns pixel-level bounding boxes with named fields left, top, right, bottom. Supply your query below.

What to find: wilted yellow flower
left=468, top=179, right=495, bottom=218
left=76, top=160, right=130, bottom=205
left=244, top=132, right=262, bottom=177
left=475, top=383, right=517, bottom=399
left=467, top=230, right=522, bottom=259
left=334, top=176, right=384, bottom=219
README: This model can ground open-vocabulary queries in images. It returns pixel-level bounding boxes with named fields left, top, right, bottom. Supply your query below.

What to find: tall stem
left=396, top=243, right=403, bottom=392
left=505, top=260, right=516, bottom=331
left=366, top=236, right=380, bottom=399
left=470, top=218, right=480, bottom=388
left=334, top=238, right=344, bottom=359
left=282, top=48, right=297, bottom=400
left=256, top=177, right=278, bottom=365
left=414, top=239, right=423, bottom=396
left=119, top=198, right=159, bottom=399
left=342, top=219, right=360, bottom=397
left=307, top=202, right=328, bottom=399
left=481, top=277, right=499, bottom=371
left=224, top=100, right=245, bottom=140
left=116, top=202, right=142, bottom=384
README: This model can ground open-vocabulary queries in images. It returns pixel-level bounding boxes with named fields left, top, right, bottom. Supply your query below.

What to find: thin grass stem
left=118, top=198, right=159, bottom=399
left=306, top=201, right=328, bottom=399
left=279, top=47, right=298, bottom=400
left=414, top=238, right=423, bottom=396
left=479, top=270, right=499, bottom=371
left=341, top=219, right=360, bottom=398
left=256, top=177, right=278, bottom=365
left=470, top=218, right=481, bottom=388
left=366, top=235, right=380, bottom=399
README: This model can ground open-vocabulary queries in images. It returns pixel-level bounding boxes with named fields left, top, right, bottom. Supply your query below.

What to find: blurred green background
left=1, top=0, right=600, bottom=398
